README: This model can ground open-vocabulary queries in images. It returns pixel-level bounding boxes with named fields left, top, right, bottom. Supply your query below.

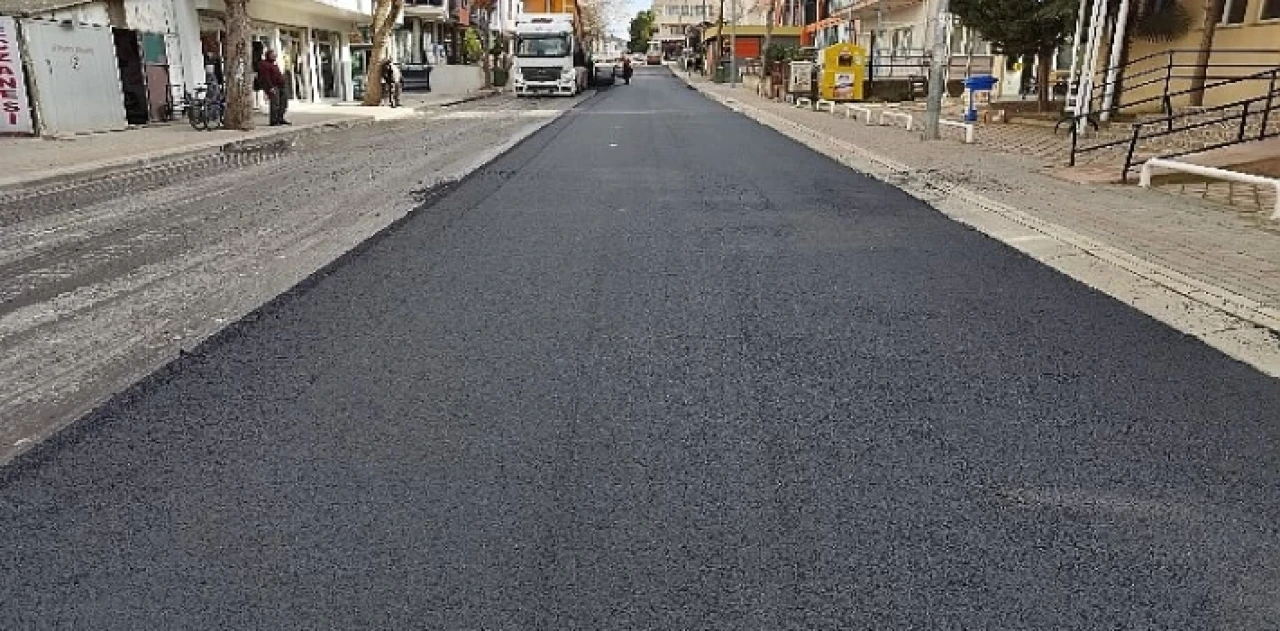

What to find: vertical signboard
left=0, top=16, right=34, bottom=135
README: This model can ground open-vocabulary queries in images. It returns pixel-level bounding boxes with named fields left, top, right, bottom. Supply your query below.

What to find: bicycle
left=187, top=83, right=226, bottom=131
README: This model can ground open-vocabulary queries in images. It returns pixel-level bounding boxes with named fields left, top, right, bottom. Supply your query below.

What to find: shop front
left=194, top=0, right=365, bottom=103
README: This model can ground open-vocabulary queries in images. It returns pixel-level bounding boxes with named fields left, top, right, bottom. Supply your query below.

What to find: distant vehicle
left=592, top=57, right=617, bottom=85
left=511, top=13, right=584, bottom=97
left=645, top=41, right=662, bottom=65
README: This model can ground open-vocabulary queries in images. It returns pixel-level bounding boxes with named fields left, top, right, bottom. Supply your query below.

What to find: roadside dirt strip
left=0, top=94, right=590, bottom=463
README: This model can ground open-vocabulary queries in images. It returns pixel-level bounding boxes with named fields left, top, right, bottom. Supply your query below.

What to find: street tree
left=362, top=0, right=406, bottom=106
left=628, top=10, right=655, bottom=53
left=1188, top=0, right=1224, bottom=106
left=473, top=0, right=495, bottom=88
left=950, top=0, right=1079, bottom=111
left=223, top=0, right=254, bottom=130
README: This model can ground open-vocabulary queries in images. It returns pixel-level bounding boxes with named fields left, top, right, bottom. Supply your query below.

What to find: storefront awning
left=700, top=25, right=802, bottom=43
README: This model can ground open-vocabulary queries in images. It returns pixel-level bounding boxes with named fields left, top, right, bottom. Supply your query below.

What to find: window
left=891, top=27, right=913, bottom=55
left=516, top=35, right=569, bottom=57
left=948, top=26, right=989, bottom=55
left=1220, top=0, right=1247, bottom=23
left=1262, top=0, right=1280, bottom=19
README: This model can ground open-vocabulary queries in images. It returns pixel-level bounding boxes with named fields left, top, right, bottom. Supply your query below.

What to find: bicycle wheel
left=187, top=98, right=205, bottom=130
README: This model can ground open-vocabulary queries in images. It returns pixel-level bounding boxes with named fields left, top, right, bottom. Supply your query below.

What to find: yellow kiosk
left=818, top=43, right=866, bottom=101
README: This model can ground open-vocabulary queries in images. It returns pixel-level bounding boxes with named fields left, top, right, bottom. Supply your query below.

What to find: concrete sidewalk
left=681, top=70, right=1280, bottom=374
left=0, top=92, right=491, bottom=191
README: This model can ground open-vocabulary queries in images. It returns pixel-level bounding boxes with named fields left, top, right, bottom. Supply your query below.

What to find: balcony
left=833, top=0, right=919, bottom=15
left=265, top=0, right=376, bottom=21
left=405, top=0, right=449, bottom=20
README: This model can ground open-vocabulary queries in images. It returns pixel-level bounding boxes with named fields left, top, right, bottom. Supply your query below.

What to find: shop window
left=1220, top=0, right=1247, bottom=23
left=1262, top=0, right=1280, bottom=19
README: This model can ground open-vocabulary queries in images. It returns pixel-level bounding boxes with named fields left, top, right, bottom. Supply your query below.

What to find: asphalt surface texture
left=0, top=95, right=575, bottom=461
left=3, top=67, right=1280, bottom=628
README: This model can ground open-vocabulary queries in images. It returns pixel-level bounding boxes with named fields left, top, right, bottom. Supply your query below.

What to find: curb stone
left=682, top=72, right=1280, bottom=377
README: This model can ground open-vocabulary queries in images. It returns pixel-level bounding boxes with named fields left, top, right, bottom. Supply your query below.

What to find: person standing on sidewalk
left=381, top=59, right=403, bottom=108
left=258, top=50, right=290, bottom=126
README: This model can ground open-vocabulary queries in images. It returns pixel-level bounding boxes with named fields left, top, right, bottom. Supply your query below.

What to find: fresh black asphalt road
left=4, top=68, right=1280, bottom=628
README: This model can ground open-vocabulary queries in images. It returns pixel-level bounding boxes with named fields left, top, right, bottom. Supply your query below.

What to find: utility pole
left=729, top=0, right=737, bottom=86
left=872, top=0, right=883, bottom=85
left=922, top=0, right=950, bottom=140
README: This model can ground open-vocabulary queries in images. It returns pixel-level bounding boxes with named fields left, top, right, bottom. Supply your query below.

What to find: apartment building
left=651, top=0, right=763, bottom=57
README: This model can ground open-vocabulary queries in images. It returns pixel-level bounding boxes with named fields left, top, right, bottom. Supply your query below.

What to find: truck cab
left=512, top=14, right=581, bottom=97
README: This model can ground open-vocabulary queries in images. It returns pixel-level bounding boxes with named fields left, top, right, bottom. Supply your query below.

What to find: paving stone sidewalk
left=0, top=93, right=486, bottom=190
left=691, top=75, right=1280, bottom=330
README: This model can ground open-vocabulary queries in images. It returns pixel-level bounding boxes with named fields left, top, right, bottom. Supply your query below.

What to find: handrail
left=1067, top=49, right=1280, bottom=124
left=1116, top=79, right=1280, bottom=182
left=1068, top=66, right=1280, bottom=166
left=1140, top=158, right=1280, bottom=219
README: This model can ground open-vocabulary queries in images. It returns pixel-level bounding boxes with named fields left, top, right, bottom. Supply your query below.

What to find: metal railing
left=1069, top=67, right=1280, bottom=177
left=1073, top=48, right=1279, bottom=120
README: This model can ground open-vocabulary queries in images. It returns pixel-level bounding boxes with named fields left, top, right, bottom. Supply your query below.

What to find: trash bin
left=714, top=61, right=731, bottom=84
left=962, top=74, right=998, bottom=122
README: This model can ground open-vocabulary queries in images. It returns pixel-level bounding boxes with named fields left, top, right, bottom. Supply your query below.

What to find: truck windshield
left=517, top=36, right=570, bottom=57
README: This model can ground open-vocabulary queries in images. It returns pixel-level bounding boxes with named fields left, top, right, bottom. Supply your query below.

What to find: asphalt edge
left=678, top=70, right=1280, bottom=378
left=0, top=91, right=592, bottom=469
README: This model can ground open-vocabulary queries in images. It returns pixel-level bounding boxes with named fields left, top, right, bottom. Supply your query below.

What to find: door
left=318, top=42, right=335, bottom=99
left=114, top=29, right=148, bottom=124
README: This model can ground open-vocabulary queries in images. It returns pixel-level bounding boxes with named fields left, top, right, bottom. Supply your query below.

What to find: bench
left=794, top=97, right=812, bottom=108
left=841, top=103, right=876, bottom=123
left=815, top=99, right=836, bottom=113
left=879, top=110, right=914, bottom=131
left=1140, top=158, right=1280, bottom=219
left=939, top=119, right=976, bottom=144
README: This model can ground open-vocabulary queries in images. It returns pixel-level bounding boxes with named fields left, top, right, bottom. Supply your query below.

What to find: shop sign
left=0, top=16, right=34, bottom=134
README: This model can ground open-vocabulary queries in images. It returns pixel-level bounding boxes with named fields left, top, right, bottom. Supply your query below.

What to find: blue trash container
left=962, top=74, right=998, bottom=122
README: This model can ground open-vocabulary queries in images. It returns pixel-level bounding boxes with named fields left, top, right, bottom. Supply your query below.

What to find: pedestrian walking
left=621, top=57, right=633, bottom=85
left=381, top=59, right=403, bottom=108
left=257, top=50, right=289, bottom=126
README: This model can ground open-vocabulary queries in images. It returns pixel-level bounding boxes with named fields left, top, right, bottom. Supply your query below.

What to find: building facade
left=651, top=0, right=764, bottom=58
left=194, top=0, right=373, bottom=104
left=1112, top=0, right=1280, bottom=110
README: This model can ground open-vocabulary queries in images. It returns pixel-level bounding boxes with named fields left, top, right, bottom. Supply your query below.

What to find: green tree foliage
left=950, top=0, right=1078, bottom=110
left=462, top=27, right=484, bottom=64
left=628, top=10, right=655, bottom=53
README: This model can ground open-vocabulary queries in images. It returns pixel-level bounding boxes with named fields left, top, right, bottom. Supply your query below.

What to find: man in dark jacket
left=258, top=49, right=289, bottom=126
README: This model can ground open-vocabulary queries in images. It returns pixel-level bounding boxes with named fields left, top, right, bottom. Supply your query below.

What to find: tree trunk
left=1036, top=51, right=1052, bottom=112
left=1189, top=0, right=1223, bottom=106
left=362, top=0, right=404, bottom=106
left=760, top=0, right=774, bottom=83
left=223, top=0, right=254, bottom=131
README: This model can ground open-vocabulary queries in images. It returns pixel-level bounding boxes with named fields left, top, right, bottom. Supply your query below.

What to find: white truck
left=511, top=14, right=584, bottom=97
